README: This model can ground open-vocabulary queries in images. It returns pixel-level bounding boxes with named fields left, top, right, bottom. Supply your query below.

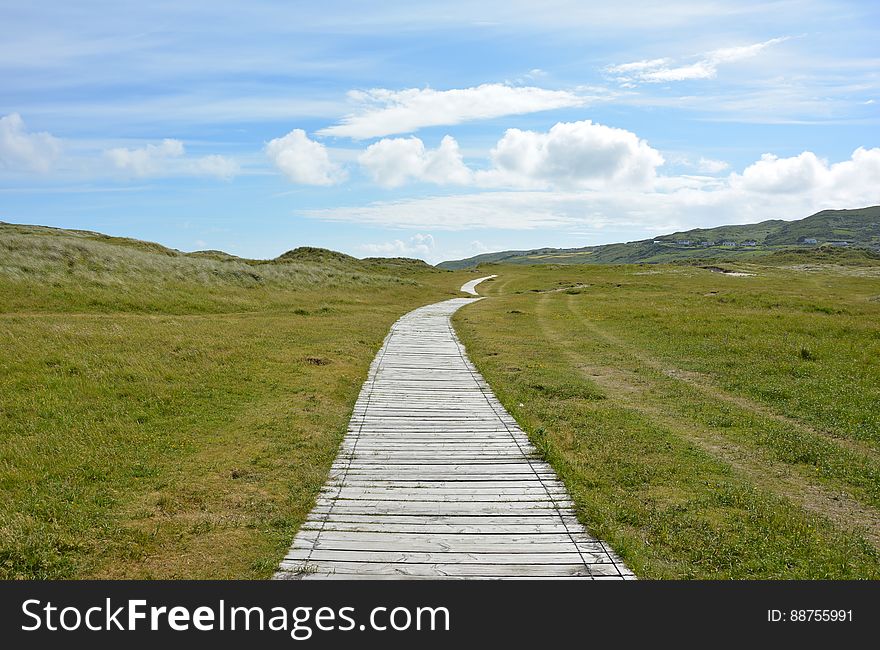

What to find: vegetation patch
left=454, top=261, right=880, bottom=578
left=0, top=223, right=471, bottom=579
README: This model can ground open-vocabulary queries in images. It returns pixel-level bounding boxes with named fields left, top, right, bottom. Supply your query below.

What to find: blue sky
left=1, top=1, right=878, bottom=263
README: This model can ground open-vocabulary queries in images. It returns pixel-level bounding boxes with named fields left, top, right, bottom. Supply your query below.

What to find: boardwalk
left=275, top=276, right=633, bottom=579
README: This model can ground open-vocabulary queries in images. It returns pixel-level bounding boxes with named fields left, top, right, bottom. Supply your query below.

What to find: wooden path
left=275, top=276, right=633, bottom=579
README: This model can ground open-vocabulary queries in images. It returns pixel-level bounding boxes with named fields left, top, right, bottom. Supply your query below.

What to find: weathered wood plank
left=284, top=549, right=601, bottom=564
left=292, top=540, right=611, bottom=556
left=300, top=522, right=579, bottom=535
left=278, top=561, right=599, bottom=578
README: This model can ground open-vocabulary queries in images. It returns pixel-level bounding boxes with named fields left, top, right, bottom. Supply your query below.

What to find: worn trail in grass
left=453, top=264, right=880, bottom=578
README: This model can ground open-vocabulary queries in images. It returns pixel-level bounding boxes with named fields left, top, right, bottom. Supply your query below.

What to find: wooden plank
left=278, top=561, right=596, bottom=577
left=327, top=476, right=565, bottom=486
left=324, top=487, right=571, bottom=498
left=303, top=513, right=585, bottom=525
left=300, top=522, right=579, bottom=535
left=284, top=549, right=597, bottom=564
left=295, top=531, right=605, bottom=546
left=292, top=540, right=611, bottom=557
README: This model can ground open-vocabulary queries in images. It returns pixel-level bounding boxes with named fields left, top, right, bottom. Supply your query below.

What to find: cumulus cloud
left=354, top=120, right=663, bottom=190
left=318, top=84, right=587, bottom=139
left=360, top=233, right=436, bottom=258
left=607, top=37, right=789, bottom=84
left=732, top=151, right=824, bottom=193
left=301, top=148, right=880, bottom=233
left=265, top=129, right=345, bottom=185
left=358, top=135, right=472, bottom=187
left=481, top=120, right=664, bottom=189
left=0, top=113, right=62, bottom=173
left=106, top=139, right=237, bottom=179
left=732, top=147, right=880, bottom=201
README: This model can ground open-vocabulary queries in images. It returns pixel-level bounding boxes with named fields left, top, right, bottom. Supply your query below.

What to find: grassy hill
left=0, top=222, right=472, bottom=578
left=438, top=206, right=880, bottom=269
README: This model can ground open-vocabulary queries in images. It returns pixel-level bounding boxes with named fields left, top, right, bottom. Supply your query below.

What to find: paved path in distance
left=275, top=276, right=633, bottom=579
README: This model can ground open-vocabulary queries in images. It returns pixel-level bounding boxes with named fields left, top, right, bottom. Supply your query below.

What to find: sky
left=1, top=1, right=879, bottom=264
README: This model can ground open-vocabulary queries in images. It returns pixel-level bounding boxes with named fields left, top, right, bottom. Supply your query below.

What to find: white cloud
left=0, top=113, right=62, bottom=173
left=606, top=58, right=670, bottom=74
left=106, top=139, right=237, bottom=179
left=190, top=154, right=239, bottom=180
left=732, top=151, right=825, bottom=193
left=732, top=147, right=880, bottom=200
left=608, top=37, right=789, bottom=84
left=708, top=39, right=789, bottom=65
left=360, top=233, right=436, bottom=258
left=358, top=135, right=472, bottom=187
left=106, top=139, right=184, bottom=176
left=481, top=120, right=664, bottom=189
left=641, top=61, right=716, bottom=82
left=697, top=157, right=729, bottom=173
left=301, top=148, right=880, bottom=234
left=354, top=120, right=664, bottom=191
left=318, top=83, right=587, bottom=139
left=265, top=129, right=345, bottom=185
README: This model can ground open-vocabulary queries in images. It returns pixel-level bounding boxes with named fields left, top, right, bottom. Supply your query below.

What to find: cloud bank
left=106, top=139, right=238, bottom=179
left=304, top=147, right=880, bottom=233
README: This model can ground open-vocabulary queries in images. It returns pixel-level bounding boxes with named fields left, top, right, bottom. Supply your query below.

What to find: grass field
left=453, top=261, right=880, bottom=578
left=0, top=224, right=471, bottom=578
left=4, top=222, right=880, bottom=580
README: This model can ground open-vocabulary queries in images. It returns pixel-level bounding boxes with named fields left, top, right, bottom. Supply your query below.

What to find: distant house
left=829, top=240, right=851, bottom=247
left=742, top=240, right=758, bottom=246
left=701, top=241, right=715, bottom=247
left=676, top=240, right=692, bottom=245
left=721, top=240, right=737, bottom=246
left=803, top=238, right=818, bottom=244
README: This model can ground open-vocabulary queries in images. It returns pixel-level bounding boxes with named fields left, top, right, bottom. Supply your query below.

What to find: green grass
left=0, top=223, right=472, bottom=578
left=5, top=220, right=880, bottom=580
left=453, top=262, right=880, bottom=578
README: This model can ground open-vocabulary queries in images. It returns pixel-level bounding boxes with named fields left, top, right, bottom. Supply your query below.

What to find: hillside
left=438, top=206, right=880, bottom=269
left=0, top=221, right=470, bottom=579
left=0, top=222, right=441, bottom=314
